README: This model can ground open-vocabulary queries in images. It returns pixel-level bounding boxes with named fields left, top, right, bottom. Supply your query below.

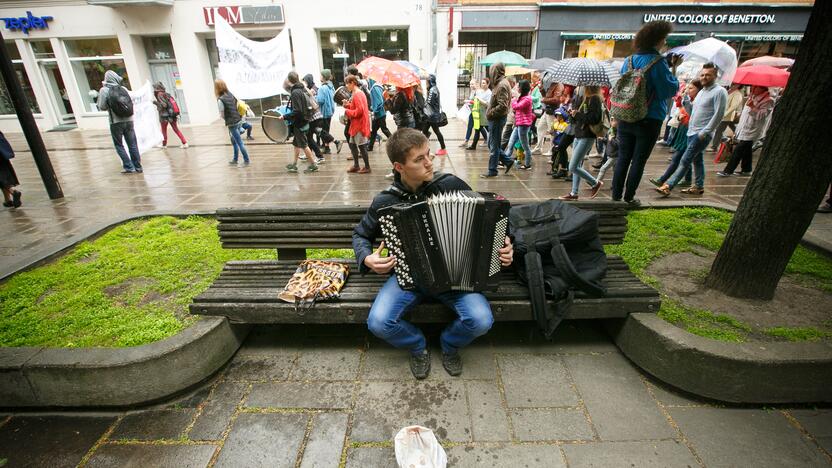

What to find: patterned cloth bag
left=610, top=55, right=664, bottom=123
left=278, top=260, right=350, bottom=309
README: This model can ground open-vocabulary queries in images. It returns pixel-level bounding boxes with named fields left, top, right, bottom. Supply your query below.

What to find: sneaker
left=442, top=352, right=463, bottom=376
left=155, top=144, right=166, bottom=149
left=347, top=166, right=360, bottom=173
left=229, top=160, right=238, bottom=165
left=357, top=167, right=371, bottom=174
left=135, top=168, right=143, bottom=173
left=479, top=173, right=498, bottom=178
left=518, top=164, right=532, bottom=170
left=11, top=190, right=22, bottom=208
left=315, top=157, right=325, bottom=165
left=817, top=203, right=832, bottom=213
left=625, top=198, right=642, bottom=207
left=716, top=171, right=734, bottom=177
left=738, top=171, right=753, bottom=177
left=504, top=159, right=515, bottom=174
left=180, top=142, right=189, bottom=149
left=648, top=178, right=662, bottom=187
left=121, top=169, right=135, bottom=174
left=465, top=146, right=476, bottom=151
left=436, top=149, right=448, bottom=156
left=299, top=154, right=308, bottom=161
left=242, top=161, right=250, bottom=166
left=458, top=141, right=469, bottom=148
left=304, top=165, right=319, bottom=173
left=286, top=163, right=298, bottom=173
left=590, top=180, right=604, bottom=198
left=246, top=135, right=255, bottom=140
left=559, top=193, right=578, bottom=200
left=410, top=349, right=431, bottom=379
left=335, top=141, right=344, bottom=154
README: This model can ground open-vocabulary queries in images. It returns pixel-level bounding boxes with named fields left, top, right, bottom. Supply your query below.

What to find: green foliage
left=0, top=216, right=272, bottom=348
left=658, top=299, right=749, bottom=343
left=763, top=327, right=832, bottom=342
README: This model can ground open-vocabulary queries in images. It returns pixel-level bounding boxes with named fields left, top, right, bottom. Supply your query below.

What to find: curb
left=607, top=313, right=832, bottom=404
left=1, top=317, right=250, bottom=408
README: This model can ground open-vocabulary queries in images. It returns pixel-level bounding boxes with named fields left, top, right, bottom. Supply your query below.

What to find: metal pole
left=0, top=30, right=63, bottom=199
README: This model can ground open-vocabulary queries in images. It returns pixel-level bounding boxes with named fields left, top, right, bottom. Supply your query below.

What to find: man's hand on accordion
left=499, top=236, right=514, bottom=267
left=364, top=241, right=397, bottom=274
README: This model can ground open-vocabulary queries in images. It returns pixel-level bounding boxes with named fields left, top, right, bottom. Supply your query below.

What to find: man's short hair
left=347, top=65, right=359, bottom=76
left=386, top=128, right=428, bottom=165
left=287, top=71, right=299, bottom=84
left=345, top=75, right=359, bottom=86
left=702, top=62, right=718, bottom=72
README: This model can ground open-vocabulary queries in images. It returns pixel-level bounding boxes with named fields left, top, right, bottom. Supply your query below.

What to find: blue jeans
left=658, top=150, right=692, bottom=184
left=569, top=137, right=598, bottom=196
left=240, top=121, right=253, bottom=136
left=487, top=116, right=511, bottom=175
left=612, top=118, right=663, bottom=201
left=110, top=121, right=141, bottom=171
left=667, top=134, right=710, bottom=189
left=465, top=113, right=475, bottom=140
left=503, top=125, right=533, bottom=166
left=228, top=123, right=250, bottom=162
left=367, top=275, right=495, bottom=355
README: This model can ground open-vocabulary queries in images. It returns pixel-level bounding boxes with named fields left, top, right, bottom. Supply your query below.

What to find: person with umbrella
left=610, top=21, right=681, bottom=205
left=716, top=85, right=774, bottom=177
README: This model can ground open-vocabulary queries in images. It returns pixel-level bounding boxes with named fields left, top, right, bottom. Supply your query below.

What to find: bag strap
left=548, top=236, right=606, bottom=297
left=641, top=54, right=666, bottom=74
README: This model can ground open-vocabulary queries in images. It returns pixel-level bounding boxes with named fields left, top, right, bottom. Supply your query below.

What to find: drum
left=262, top=108, right=289, bottom=143
left=333, top=85, right=351, bottom=107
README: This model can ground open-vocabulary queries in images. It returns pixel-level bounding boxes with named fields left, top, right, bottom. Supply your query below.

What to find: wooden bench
left=190, top=202, right=660, bottom=324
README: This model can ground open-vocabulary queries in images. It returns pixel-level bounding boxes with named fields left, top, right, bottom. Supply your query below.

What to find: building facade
left=0, top=0, right=432, bottom=132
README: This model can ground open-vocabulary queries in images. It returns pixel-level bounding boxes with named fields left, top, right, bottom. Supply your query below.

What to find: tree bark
left=705, top=2, right=832, bottom=300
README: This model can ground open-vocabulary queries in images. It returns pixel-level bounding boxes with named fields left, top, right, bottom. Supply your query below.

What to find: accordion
left=378, top=191, right=511, bottom=295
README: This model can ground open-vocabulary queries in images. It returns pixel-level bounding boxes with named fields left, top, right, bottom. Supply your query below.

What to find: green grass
left=0, top=216, right=274, bottom=348
left=607, top=207, right=832, bottom=342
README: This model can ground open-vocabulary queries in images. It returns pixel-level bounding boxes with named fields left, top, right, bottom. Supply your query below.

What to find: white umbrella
left=673, top=38, right=738, bottom=86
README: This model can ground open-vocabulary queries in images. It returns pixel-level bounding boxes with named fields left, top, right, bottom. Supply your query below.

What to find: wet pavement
left=1, top=119, right=829, bottom=275
left=1, top=322, right=830, bottom=467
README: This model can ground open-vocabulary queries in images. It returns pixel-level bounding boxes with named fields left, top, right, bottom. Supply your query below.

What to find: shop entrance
left=149, top=63, right=189, bottom=124
left=40, top=62, right=74, bottom=125
left=457, top=31, right=534, bottom=106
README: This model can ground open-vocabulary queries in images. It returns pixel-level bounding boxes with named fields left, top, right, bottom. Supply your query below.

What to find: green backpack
left=610, top=55, right=664, bottom=123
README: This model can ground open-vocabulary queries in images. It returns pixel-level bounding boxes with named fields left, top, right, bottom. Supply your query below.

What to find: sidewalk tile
left=562, top=440, right=698, bottom=468
left=466, top=381, right=511, bottom=441
left=498, top=354, right=578, bottom=408
left=213, top=413, right=307, bottom=468
left=86, top=444, right=216, bottom=468
left=446, top=444, right=565, bottom=467
left=0, top=416, right=114, bottom=468
left=511, top=408, right=593, bottom=441
left=246, top=382, right=354, bottom=409
left=346, top=447, right=396, bottom=467
left=188, top=381, right=248, bottom=440
left=110, top=409, right=195, bottom=440
left=299, top=413, right=349, bottom=468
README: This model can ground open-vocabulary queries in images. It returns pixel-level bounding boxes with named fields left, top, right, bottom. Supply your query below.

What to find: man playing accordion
left=353, top=128, right=514, bottom=379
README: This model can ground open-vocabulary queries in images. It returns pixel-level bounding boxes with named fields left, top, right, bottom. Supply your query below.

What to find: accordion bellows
left=378, top=191, right=510, bottom=295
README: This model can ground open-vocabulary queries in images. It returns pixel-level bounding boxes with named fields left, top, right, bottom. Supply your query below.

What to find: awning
left=87, top=0, right=173, bottom=5
left=714, top=33, right=803, bottom=42
left=560, top=32, right=695, bottom=41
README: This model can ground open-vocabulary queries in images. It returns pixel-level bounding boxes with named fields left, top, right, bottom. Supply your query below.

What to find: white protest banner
left=215, top=15, right=292, bottom=99
left=128, top=81, right=163, bottom=154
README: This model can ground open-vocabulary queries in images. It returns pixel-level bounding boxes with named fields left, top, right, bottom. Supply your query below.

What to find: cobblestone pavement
left=1, top=322, right=831, bottom=467
left=1, top=120, right=829, bottom=274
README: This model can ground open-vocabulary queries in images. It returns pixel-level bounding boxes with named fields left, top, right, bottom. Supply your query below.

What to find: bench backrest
left=216, top=202, right=629, bottom=259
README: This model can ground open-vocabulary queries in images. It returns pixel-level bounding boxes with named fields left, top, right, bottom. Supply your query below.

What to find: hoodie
left=425, top=74, right=442, bottom=123
left=152, top=82, right=175, bottom=121
left=487, top=63, right=511, bottom=121
left=302, top=74, right=317, bottom=95
left=368, top=79, right=387, bottom=120
left=97, top=70, right=132, bottom=124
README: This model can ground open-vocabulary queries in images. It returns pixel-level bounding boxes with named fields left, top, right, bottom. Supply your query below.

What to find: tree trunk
left=704, top=2, right=832, bottom=300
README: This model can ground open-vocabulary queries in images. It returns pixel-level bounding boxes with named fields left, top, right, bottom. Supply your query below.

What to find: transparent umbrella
left=672, top=38, right=738, bottom=86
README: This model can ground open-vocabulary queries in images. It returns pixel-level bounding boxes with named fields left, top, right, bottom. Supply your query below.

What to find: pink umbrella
left=739, top=56, right=794, bottom=69
left=356, top=56, right=421, bottom=88
left=732, top=65, right=790, bottom=88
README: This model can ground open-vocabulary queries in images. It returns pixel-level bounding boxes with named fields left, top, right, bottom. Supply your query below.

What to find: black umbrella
left=543, top=58, right=621, bottom=89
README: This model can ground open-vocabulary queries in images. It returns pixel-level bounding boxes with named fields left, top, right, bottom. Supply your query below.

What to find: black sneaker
left=410, top=349, right=431, bottom=379
left=12, top=190, right=21, bottom=208
left=625, top=198, right=641, bottom=207
left=442, top=352, right=463, bottom=376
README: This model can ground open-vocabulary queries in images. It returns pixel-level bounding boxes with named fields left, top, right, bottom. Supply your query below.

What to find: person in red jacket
left=344, top=75, right=372, bottom=174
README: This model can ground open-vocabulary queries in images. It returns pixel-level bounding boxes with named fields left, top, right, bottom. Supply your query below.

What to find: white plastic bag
left=394, top=425, right=447, bottom=468
left=456, top=104, right=471, bottom=123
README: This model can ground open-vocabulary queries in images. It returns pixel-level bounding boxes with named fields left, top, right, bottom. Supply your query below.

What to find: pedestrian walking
left=344, top=75, right=372, bottom=174
left=708, top=83, right=743, bottom=152
left=466, top=78, right=490, bottom=150
left=481, top=62, right=515, bottom=178
left=98, top=70, right=142, bottom=174
left=559, top=86, right=604, bottom=200
left=460, top=79, right=479, bottom=148
left=0, top=131, right=21, bottom=208
left=534, top=81, right=563, bottom=155
left=596, top=119, right=619, bottom=182
left=529, top=72, right=544, bottom=146
left=152, top=82, right=189, bottom=149
left=215, top=79, right=250, bottom=167
left=717, top=86, right=774, bottom=177
left=317, top=69, right=339, bottom=154
left=237, top=99, right=255, bottom=140
left=422, top=74, right=447, bottom=156
left=656, top=63, right=727, bottom=197
left=551, top=93, right=575, bottom=179
left=611, top=20, right=680, bottom=205
left=649, top=80, right=702, bottom=189
left=368, top=78, right=392, bottom=152
left=502, top=79, right=535, bottom=170
left=386, top=85, right=416, bottom=129
left=278, top=72, right=318, bottom=173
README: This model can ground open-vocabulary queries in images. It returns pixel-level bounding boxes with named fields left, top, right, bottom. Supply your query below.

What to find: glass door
left=40, top=61, right=75, bottom=124
left=150, top=62, right=189, bottom=123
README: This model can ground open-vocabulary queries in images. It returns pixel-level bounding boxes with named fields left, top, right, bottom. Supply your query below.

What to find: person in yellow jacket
left=466, top=77, right=491, bottom=150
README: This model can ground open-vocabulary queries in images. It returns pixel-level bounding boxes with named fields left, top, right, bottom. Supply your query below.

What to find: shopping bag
left=394, top=426, right=447, bottom=468
left=456, top=104, right=471, bottom=123
left=278, top=260, right=349, bottom=310
left=714, top=139, right=734, bottom=164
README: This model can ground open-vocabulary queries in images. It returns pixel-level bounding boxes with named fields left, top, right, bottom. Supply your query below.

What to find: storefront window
left=144, top=36, right=175, bottom=61
left=0, top=41, right=40, bottom=115
left=457, top=31, right=533, bottom=105
left=732, top=41, right=800, bottom=65
left=319, top=29, right=409, bottom=87
left=65, top=38, right=130, bottom=113
left=562, top=34, right=692, bottom=60
left=31, top=40, right=55, bottom=60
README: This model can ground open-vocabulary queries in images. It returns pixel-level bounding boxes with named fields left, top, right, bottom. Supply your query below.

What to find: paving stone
left=110, top=409, right=196, bottom=440
left=246, top=382, right=354, bottom=409
left=223, top=354, right=295, bottom=381
left=188, top=381, right=249, bottom=440
left=498, top=354, right=578, bottom=408
left=564, top=353, right=675, bottom=441
left=345, top=447, right=397, bottom=467
left=511, top=408, right=594, bottom=441
left=299, top=412, right=349, bottom=468
left=644, top=377, right=714, bottom=408
left=169, top=382, right=215, bottom=409
left=361, top=344, right=495, bottom=381
left=445, top=444, right=566, bottom=467
left=490, top=321, right=618, bottom=354
left=214, top=412, right=307, bottom=468
left=0, top=415, right=114, bottom=468
left=670, top=407, right=830, bottom=467
left=791, top=409, right=832, bottom=454
left=351, top=381, right=470, bottom=442
left=466, top=381, right=511, bottom=441
left=562, top=440, right=699, bottom=468
left=292, top=337, right=363, bottom=381
left=85, top=444, right=216, bottom=468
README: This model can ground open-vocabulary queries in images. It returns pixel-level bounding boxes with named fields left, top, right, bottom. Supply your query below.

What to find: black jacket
left=572, top=95, right=603, bottom=139
left=288, top=83, right=309, bottom=127
left=352, top=173, right=471, bottom=274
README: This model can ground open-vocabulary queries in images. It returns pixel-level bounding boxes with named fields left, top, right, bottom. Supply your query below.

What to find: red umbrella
left=356, top=56, right=420, bottom=88
left=732, top=65, right=790, bottom=88
left=739, top=56, right=794, bottom=69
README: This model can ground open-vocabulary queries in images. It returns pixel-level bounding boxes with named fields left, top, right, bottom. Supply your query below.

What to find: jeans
left=503, top=125, right=533, bottom=166
left=369, top=116, right=392, bottom=151
left=465, top=113, right=475, bottom=140
left=228, top=123, right=250, bottom=162
left=487, top=116, right=511, bottom=175
left=569, top=137, right=598, bottom=195
left=367, top=276, right=494, bottom=355
left=239, top=121, right=253, bottom=137
left=658, top=150, right=692, bottom=184
left=161, top=120, right=187, bottom=145
left=612, top=118, right=663, bottom=201
left=723, top=139, right=753, bottom=174
left=668, top=134, right=710, bottom=188
left=110, top=121, right=141, bottom=171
